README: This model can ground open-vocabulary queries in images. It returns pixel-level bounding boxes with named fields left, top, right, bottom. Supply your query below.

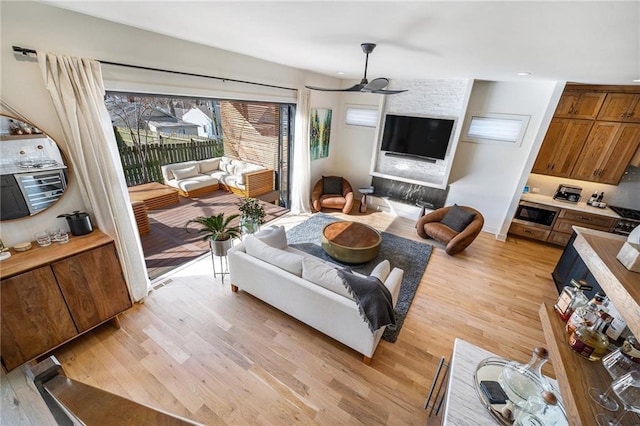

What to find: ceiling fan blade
left=370, top=89, right=408, bottom=95
left=305, top=83, right=365, bottom=92
left=362, top=78, right=389, bottom=92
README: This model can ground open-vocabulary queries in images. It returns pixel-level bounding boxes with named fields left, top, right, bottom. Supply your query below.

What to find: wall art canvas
left=310, top=108, right=332, bottom=160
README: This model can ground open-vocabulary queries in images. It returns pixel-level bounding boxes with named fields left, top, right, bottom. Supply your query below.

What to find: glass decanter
left=554, top=279, right=592, bottom=322
left=499, top=347, right=553, bottom=408
left=568, top=315, right=610, bottom=361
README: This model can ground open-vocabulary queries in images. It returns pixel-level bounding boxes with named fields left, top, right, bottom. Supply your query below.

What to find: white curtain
left=290, top=89, right=312, bottom=214
left=38, top=53, right=149, bottom=301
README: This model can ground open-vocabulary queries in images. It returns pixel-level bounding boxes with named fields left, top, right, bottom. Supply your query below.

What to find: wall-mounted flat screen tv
left=380, top=114, right=455, bottom=160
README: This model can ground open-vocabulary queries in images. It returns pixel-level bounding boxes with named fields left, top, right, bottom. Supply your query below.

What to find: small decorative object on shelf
left=554, top=278, right=592, bottom=322
left=513, top=391, right=565, bottom=426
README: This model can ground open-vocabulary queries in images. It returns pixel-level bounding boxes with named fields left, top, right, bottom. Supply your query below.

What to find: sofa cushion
left=172, top=165, right=200, bottom=180
left=245, top=235, right=302, bottom=276
left=322, top=176, right=343, bottom=195
left=254, top=225, right=288, bottom=250
left=301, top=257, right=354, bottom=300
left=172, top=175, right=218, bottom=192
left=219, top=157, right=232, bottom=171
left=440, top=204, right=476, bottom=233
left=199, top=158, right=221, bottom=173
left=370, top=260, right=391, bottom=282
left=235, top=163, right=265, bottom=184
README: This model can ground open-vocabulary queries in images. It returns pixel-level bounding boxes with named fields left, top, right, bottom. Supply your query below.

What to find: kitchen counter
left=521, top=193, right=620, bottom=219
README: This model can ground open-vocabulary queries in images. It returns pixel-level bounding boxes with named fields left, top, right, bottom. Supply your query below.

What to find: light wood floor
left=1, top=208, right=564, bottom=425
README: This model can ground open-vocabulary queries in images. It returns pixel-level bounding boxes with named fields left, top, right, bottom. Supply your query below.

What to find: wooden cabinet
left=508, top=221, right=550, bottom=242
left=0, top=231, right=132, bottom=371
left=597, top=93, right=640, bottom=122
left=571, top=122, right=640, bottom=184
left=547, top=209, right=617, bottom=247
left=531, top=118, right=593, bottom=177
left=510, top=204, right=617, bottom=248
left=554, top=90, right=606, bottom=119
left=534, top=86, right=640, bottom=183
left=1, top=267, right=78, bottom=371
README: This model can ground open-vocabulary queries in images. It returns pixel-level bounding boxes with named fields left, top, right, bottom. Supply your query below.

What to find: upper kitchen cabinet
left=531, top=118, right=593, bottom=177
left=571, top=122, right=640, bottom=184
left=554, top=91, right=607, bottom=119
left=597, top=93, right=640, bottom=123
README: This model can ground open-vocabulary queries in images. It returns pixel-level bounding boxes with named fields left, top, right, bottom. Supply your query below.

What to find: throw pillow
left=171, top=165, right=200, bottom=180
left=322, top=176, right=343, bottom=195
left=370, top=259, right=391, bottom=283
left=301, top=257, right=354, bottom=300
left=199, top=158, right=220, bottom=173
left=440, top=204, right=476, bottom=233
left=253, top=226, right=288, bottom=250
left=245, top=235, right=302, bottom=276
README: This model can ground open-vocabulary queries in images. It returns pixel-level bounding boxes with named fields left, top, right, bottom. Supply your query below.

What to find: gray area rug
left=286, top=213, right=433, bottom=342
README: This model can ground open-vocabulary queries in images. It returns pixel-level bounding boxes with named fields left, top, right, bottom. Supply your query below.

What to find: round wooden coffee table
left=321, top=221, right=382, bottom=264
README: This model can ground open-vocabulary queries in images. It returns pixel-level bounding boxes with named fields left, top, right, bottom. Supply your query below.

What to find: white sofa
left=161, top=156, right=274, bottom=198
left=228, top=226, right=404, bottom=363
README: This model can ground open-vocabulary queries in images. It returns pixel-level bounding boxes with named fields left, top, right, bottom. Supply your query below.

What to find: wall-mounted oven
left=513, top=201, right=561, bottom=229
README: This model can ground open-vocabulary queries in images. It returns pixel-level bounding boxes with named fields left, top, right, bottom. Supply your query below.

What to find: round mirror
left=0, top=114, right=69, bottom=221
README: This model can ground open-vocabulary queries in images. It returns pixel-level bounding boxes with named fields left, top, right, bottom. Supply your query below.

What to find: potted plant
left=238, top=197, right=266, bottom=235
left=186, top=212, right=241, bottom=256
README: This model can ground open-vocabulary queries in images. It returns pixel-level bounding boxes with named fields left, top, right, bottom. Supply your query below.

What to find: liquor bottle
left=568, top=315, right=610, bottom=361
left=554, top=279, right=592, bottom=322
left=566, top=293, right=611, bottom=334
left=596, top=192, right=604, bottom=203
left=587, top=192, right=598, bottom=206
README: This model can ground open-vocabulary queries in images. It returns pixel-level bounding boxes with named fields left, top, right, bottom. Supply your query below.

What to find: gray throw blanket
left=337, top=269, right=395, bottom=332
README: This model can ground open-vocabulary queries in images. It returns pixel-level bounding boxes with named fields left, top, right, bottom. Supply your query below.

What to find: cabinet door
left=572, top=122, right=640, bottom=184
left=597, top=93, right=640, bottom=123
left=554, top=91, right=606, bottom=119
left=531, top=119, right=592, bottom=177
left=52, top=244, right=132, bottom=333
left=1, top=266, right=77, bottom=371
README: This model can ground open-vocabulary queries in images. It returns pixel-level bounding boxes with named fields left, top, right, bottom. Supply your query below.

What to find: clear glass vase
left=241, top=216, right=260, bottom=235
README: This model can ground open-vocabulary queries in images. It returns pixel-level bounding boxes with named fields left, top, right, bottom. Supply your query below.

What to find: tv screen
left=380, top=114, right=455, bottom=160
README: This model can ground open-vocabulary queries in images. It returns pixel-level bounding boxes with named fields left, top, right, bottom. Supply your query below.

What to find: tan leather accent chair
left=416, top=205, right=484, bottom=255
left=311, top=176, right=354, bottom=214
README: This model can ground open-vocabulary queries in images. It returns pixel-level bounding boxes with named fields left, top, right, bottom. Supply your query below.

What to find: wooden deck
left=139, top=190, right=288, bottom=280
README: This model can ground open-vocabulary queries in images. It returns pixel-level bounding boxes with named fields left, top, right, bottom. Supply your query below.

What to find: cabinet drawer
left=509, top=222, right=551, bottom=241
left=553, top=218, right=614, bottom=234
left=548, top=231, right=573, bottom=247
left=557, top=210, right=617, bottom=229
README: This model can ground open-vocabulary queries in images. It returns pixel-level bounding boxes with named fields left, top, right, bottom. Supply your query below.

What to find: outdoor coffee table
left=128, top=182, right=180, bottom=210
left=321, top=221, right=382, bottom=264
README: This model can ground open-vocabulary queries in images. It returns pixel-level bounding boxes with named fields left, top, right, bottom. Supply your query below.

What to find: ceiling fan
left=305, top=43, right=407, bottom=95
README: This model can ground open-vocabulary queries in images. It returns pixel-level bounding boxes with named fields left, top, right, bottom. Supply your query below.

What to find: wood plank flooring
left=140, top=190, right=288, bottom=279
left=1, top=208, right=565, bottom=425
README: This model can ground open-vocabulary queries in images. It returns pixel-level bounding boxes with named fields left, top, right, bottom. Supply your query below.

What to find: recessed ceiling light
left=633, top=79, right=640, bottom=83
left=337, top=71, right=345, bottom=75
left=517, top=72, right=531, bottom=76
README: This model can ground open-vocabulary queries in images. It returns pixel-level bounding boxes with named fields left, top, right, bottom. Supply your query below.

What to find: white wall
left=447, top=80, right=562, bottom=237
left=0, top=1, right=339, bottom=245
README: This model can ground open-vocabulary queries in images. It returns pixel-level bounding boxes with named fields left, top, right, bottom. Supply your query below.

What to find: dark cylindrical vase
left=65, top=212, right=93, bottom=236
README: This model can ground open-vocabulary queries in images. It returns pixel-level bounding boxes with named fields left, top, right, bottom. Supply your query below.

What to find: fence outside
left=117, top=134, right=224, bottom=186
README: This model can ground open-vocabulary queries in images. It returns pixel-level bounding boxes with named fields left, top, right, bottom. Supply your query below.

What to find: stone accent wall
left=373, top=79, right=468, bottom=186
